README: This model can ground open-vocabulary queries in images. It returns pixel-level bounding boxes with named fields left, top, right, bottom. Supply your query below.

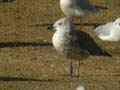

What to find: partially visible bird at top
left=60, top=0, right=96, bottom=18
left=95, top=18, right=120, bottom=42
left=60, top=0, right=107, bottom=29
left=60, top=0, right=96, bottom=26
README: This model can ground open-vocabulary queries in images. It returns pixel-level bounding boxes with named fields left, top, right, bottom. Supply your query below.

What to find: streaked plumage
left=52, top=17, right=111, bottom=76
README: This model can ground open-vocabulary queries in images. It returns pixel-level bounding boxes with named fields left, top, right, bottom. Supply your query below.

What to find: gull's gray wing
left=95, top=22, right=114, bottom=36
left=71, top=30, right=112, bottom=57
left=77, top=0, right=96, bottom=12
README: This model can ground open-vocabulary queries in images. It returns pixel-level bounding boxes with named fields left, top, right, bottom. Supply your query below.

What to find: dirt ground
left=0, top=0, right=120, bottom=90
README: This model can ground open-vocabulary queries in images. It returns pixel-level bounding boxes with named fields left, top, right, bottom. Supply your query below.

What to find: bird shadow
left=94, top=5, right=108, bottom=11
left=0, top=76, right=57, bottom=82
left=0, top=42, right=52, bottom=48
left=37, top=23, right=104, bottom=29
left=1, top=0, right=15, bottom=3
left=74, top=23, right=104, bottom=28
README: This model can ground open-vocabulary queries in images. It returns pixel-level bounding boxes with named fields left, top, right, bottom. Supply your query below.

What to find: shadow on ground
left=0, top=42, right=52, bottom=48
left=42, top=23, right=105, bottom=29
left=0, top=77, right=56, bottom=82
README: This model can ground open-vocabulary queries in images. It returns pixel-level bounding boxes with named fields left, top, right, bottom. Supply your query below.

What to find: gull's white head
left=114, top=18, right=120, bottom=28
left=53, top=17, right=75, bottom=31
left=76, top=85, right=85, bottom=90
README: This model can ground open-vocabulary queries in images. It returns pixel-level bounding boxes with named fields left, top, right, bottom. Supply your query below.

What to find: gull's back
left=71, top=30, right=112, bottom=57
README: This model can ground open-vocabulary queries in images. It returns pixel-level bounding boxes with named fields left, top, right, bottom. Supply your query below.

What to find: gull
left=60, top=0, right=96, bottom=22
left=51, top=17, right=112, bottom=77
left=95, top=18, right=120, bottom=41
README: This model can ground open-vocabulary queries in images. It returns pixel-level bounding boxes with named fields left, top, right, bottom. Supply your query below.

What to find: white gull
left=95, top=18, right=120, bottom=41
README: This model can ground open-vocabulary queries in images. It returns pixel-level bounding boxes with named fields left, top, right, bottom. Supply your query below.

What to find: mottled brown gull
left=51, top=17, right=112, bottom=76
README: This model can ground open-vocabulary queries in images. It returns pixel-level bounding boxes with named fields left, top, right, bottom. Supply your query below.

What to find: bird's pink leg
left=77, top=60, right=80, bottom=77
left=67, top=59, right=73, bottom=76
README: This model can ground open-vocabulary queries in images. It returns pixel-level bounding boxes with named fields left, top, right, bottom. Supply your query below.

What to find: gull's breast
left=52, top=31, right=70, bottom=55
left=52, top=31, right=89, bottom=60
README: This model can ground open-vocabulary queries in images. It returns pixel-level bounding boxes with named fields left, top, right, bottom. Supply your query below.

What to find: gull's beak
left=47, top=24, right=54, bottom=29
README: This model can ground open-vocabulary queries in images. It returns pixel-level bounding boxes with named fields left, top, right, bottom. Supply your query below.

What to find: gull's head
left=114, top=18, right=120, bottom=28
left=53, top=17, right=75, bottom=31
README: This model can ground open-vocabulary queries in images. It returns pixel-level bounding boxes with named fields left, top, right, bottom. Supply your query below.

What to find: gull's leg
left=67, top=59, right=73, bottom=76
left=74, top=16, right=83, bottom=30
left=77, top=60, right=80, bottom=77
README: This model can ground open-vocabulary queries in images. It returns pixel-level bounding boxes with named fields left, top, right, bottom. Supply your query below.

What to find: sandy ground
left=0, top=0, right=120, bottom=90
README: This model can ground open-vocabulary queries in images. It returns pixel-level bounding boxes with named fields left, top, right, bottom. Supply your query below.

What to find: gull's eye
left=58, top=23, right=63, bottom=25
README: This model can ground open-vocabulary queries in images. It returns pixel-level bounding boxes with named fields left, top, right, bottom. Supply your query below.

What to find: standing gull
left=60, top=0, right=96, bottom=21
left=51, top=17, right=111, bottom=76
left=95, top=18, right=120, bottom=41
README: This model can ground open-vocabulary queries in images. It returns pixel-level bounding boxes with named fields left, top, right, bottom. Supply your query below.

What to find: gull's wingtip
left=103, top=50, right=112, bottom=57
